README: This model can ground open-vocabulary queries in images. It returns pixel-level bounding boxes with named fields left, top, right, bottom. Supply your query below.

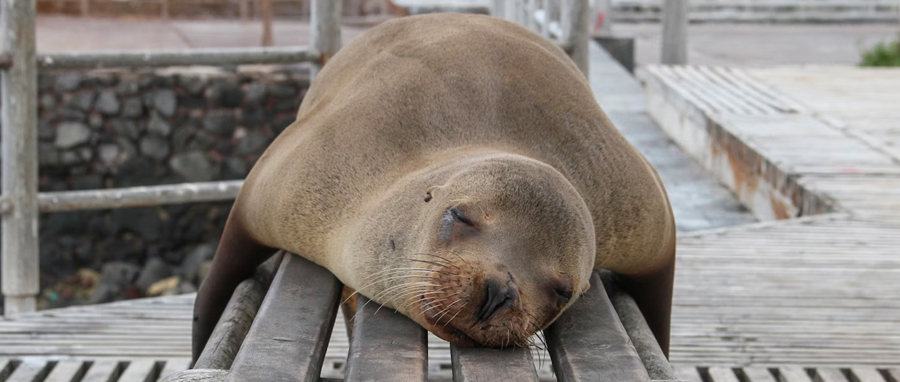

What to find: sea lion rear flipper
left=616, top=252, right=675, bottom=359
left=191, top=214, right=275, bottom=364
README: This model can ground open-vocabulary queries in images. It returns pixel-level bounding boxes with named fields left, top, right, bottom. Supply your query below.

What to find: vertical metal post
left=311, top=0, right=342, bottom=80
left=492, top=0, right=505, bottom=18
left=161, top=0, right=170, bottom=20
left=261, top=0, right=274, bottom=46
left=2, top=0, right=39, bottom=316
left=564, top=0, right=590, bottom=79
left=504, top=0, right=515, bottom=21
left=593, top=0, right=614, bottom=37
left=661, top=0, right=688, bottom=65
left=527, top=0, right=537, bottom=30
left=239, top=0, right=250, bottom=21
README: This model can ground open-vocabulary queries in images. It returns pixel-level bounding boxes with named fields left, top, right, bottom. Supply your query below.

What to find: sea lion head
left=345, top=152, right=596, bottom=347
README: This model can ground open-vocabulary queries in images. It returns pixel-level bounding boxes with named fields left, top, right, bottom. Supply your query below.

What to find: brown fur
left=193, top=13, right=675, bottom=361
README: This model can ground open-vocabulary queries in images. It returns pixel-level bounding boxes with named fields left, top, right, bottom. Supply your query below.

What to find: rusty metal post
left=1, top=0, right=39, bottom=316
left=311, top=0, right=342, bottom=80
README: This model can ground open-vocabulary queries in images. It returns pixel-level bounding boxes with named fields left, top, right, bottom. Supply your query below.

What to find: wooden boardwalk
left=3, top=45, right=900, bottom=381
left=642, top=64, right=900, bottom=368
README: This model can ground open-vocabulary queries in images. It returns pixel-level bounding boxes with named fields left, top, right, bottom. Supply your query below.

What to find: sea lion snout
left=477, top=272, right=519, bottom=322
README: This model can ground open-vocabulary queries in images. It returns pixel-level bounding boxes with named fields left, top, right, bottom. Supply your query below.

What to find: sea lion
left=192, top=13, right=676, bottom=361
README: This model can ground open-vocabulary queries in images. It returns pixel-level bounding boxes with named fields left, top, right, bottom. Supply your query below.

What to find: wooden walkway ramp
left=641, top=64, right=900, bottom=368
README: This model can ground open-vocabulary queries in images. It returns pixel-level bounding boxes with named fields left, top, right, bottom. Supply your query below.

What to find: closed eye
left=447, top=206, right=474, bottom=226
left=556, top=288, right=573, bottom=305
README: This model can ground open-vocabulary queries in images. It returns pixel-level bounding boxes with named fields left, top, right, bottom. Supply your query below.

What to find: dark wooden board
left=226, top=254, right=342, bottom=382
left=546, top=271, right=650, bottom=382
left=344, top=296, right=428, bottom=382
left=451, top=345, right=539, bottom=382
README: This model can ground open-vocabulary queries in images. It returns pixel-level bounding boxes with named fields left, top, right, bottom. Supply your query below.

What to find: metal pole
left=1, top=0, right=39, bottom=316
left=593, top=0, right=614, bottom=37
left=661, top=0, right=688, bottom=65
left=491, top=0, right=504, bottom=18
left=311, top=0, right=342, bottom=80
left=261, top=0, right=274, bottom=46
left=565, top=0, right=590, bottom=79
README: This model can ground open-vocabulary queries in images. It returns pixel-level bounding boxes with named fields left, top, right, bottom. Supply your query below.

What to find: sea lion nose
left=477, top=275, right=518, bottom=321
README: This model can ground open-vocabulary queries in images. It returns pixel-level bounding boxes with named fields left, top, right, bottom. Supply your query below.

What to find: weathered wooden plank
left=673, top=366, right=702, bottom=382
left=708, top=367, right=740, bottom=382
left=450, top=345, right=538, bottom=382
left=118, top=359, right=158, bottom=382
left=816, top=368, right=849, bottom=382
left=44, top=360, right=88, bottom=382
left=601, top=272, right=675, bottom=381
left=81, top=360, right=123, bottom=382
left=1, top=0, right=40, bottom=315
left=158, top=359, right=191, bottom=382
left=195, top=253, right=283, bottom=370
left=227, top=254, right=342, bottom=382
left=5, top=360, right=50, bottom=382
left=545, top=271, right=649, bottom=382
left=742, top=367, right=777, bottom=382
left=849, top=368, right=886, bottom=382
left=160, top=369, right=228, bottom=382
left=344, top=296, right=428, bottom=382
left=778, top=367, right=813, bottom=382
left=884, top=369, right=900, bottom=382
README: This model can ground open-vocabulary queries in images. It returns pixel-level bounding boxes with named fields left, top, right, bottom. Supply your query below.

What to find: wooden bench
left=163, top=251, right=679, bottom=382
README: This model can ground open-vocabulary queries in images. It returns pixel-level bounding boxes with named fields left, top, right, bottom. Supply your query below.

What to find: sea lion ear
left=424, top=186, right=443, bottom=202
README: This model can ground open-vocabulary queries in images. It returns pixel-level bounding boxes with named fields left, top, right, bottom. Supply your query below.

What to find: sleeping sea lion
left=193, top=12, right=676, bottom=361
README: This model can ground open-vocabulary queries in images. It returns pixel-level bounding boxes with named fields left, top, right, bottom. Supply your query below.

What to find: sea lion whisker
left=399, top=288, right=448, bottom=310
left=434, top=297, right=464, bottom=324
left=442, top=303, right=468, bottom=328
left=370, top=281, right=439, bottom=303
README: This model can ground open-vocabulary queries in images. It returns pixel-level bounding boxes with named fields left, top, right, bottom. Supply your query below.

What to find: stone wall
left=3, top=66, right=309, bottom=310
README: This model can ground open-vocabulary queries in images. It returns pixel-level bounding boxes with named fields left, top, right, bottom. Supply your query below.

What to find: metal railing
left=0, top=0, right=589, bottom=316
left=492, top=0, right=590, bottom=78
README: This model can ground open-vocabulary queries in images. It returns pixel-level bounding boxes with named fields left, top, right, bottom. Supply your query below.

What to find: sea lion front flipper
left=615, top=252, right=676, bottom=359
left=191, top=212, right=275, bottom=364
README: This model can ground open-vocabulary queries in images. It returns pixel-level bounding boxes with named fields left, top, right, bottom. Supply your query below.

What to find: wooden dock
left=3, top=44, right=900, bottom=381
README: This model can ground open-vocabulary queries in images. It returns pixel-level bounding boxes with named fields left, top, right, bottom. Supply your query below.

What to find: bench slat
left=226, top=254, right=342, bottom=382
left=778, top=367, right=813, bottom=382
left=708, top=367, right=740, bottom=382
left=6, top=360, right=50, bottom=382
left=451, top=345, right=538, bottom=382
left=195, top=252, right=283, bottom=370
left=158, top=359, right=192, bottom=382
left=44, top=360, right=88, bottom=382
left=742, top=367, right=777, bottom=382
left=850, top=368, right=886, bottom=382
left=345, top=296, right=428, bottom=382
left=601, top=271, right=676, bottom=381
left=81, top=360, right=123, bottom=382
left=119, top=359, right=158, bottom=382
left=546, top=271, right=650, bottom=382
left=817, top=368, right=849, bottom=382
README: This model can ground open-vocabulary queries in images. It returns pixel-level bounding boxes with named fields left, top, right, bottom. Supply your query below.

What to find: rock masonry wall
left=1, top=67, right=309, bottom=310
